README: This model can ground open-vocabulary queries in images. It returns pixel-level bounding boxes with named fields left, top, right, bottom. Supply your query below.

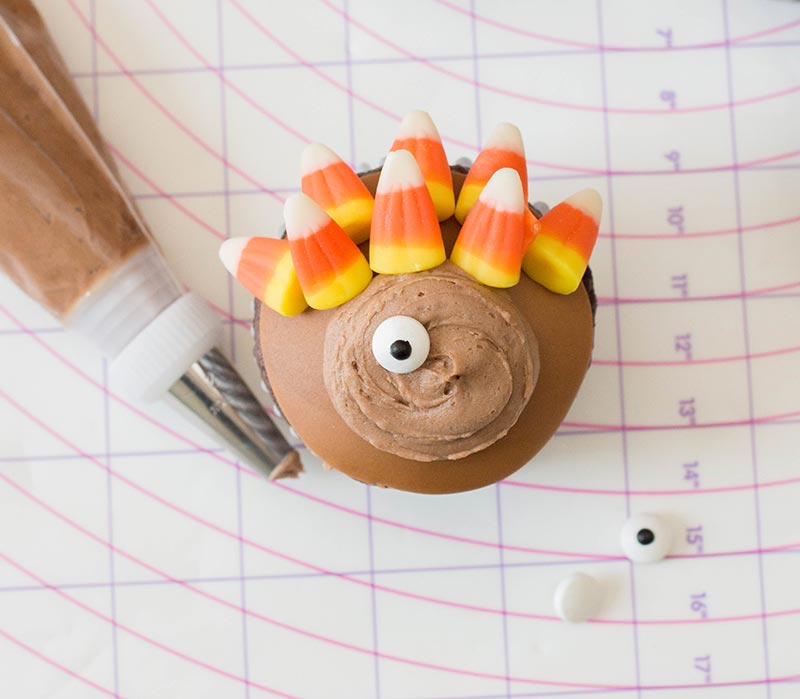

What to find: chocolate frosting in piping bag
left=0, top=2, right=300, bottom=480
left=0, top=7, right=157, bottom=321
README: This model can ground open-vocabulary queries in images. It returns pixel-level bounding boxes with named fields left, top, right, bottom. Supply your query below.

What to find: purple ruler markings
left=216, top=2, right=251, bottom=696
left=468, top=2, right=511, bottom=694
left=721, top=0, right=773, bottom=695
left=90, top=1, right=120, bottom=693
left=594, top=1, right=643, bottom=696
left=103, top=359, right=120, bottom=699
left=65, top=35, right=800, bottom=81
left=342, top=1, right=382, bottom=693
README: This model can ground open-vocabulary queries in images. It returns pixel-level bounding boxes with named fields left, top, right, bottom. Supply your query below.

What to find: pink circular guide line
left=561, top=407, right=800, bottom=433
left=434, top=0, right=800, bottom=52
left=0, top=305, right=614, bottom=561
left=4, top=471, right=800, bottom=691
left=600, top=212, right=800, bottom=240
left=597, top=279, right=800, bottom=306
left=602, top=147, right=800, bottom=178
left=7, top=300, right=800, bottom=561
left=4, top=324, right=800, bottom=627
left=66, top=0, right=284, bottom=203
left=0, top=553, right=300, bottom=698
left=107, top=143, right=227, bottom=240
left=0, top=476, right=638, bottom=691
left=225, top=0, right=800, bottom=177
left=503, top=471, right=800, bottom=497
left=3, top=491, right=799, bottom=631
left=321, top=0, right=800, bottom=115
left=4, top=303, right=800, bottom=553
left=204, top=298, right=251, bottom=328
left=3, top=380, right=800, bottom=567
left=592, top=342, right=800, bottom=368
left=0, top=626, right=119, bottom=697
left=143, top=0, right=312, bottom=146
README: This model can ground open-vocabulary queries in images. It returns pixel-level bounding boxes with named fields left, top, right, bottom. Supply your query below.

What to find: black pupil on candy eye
left=637, top=528, right=655, bottom=546
left=390, top=340, right=412, bottom=361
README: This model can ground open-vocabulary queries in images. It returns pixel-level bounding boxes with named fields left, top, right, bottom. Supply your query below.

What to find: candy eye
left=372, top=316, right=430, bottom=374
left=620, top=513, right=672, bottom=563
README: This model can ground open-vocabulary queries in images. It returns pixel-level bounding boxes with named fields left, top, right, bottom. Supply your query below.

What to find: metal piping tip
left=168, top=347, right=303, bottom=479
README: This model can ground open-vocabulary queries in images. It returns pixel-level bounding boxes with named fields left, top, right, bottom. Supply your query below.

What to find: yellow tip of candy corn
left=325, top=197, right=374, bottom=244
left=450, top=246, right=521, bottom=288
left=427, top=180, right=456, bottom=221
left=522, top=237, right=588, bottom=295
left=301, top=143, right=374, bottom=244
left=522, top=188, right=602, bottom=295
left=284, top=193, right=372, bottom=310
left=454, top=182, right=482, bottom=223
left=370, top=244, right=447, bottom=275
left=219, top=236, right=308, bottom=317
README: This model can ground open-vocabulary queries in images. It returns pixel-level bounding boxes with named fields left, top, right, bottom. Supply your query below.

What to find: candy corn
left=455, top=123, right=527, bottom=223
left=284, top=193, right=372, bottom=310
left=301, top=143, right=374, bottom=244
left=218, top=237, right=308, bottom=317
left=370, top=149, right=446, bottom=274
left=522, top=188, right=602, bottom=295
left=450, top=168, right=527, bottom=288
left=391, top=111, right=454, bottom=221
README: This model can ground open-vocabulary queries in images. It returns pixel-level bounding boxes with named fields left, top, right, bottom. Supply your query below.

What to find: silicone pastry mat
left=1, top=1, right=799, bottom=697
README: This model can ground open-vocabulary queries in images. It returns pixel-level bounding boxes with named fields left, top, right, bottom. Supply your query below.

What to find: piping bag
left=0, top=0, right=302, bottom=480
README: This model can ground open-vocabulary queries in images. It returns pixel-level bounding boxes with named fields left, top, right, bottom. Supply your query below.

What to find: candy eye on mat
left=620, top=513, right=673, bottom=563
left=372, top=315, right=430, bottom=374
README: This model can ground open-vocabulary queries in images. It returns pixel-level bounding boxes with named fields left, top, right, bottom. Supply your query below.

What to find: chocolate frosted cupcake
left=221, top=112, right=600, bottom=494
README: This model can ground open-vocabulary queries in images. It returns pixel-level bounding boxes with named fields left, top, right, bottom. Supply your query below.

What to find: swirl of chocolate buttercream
left=323, top=262, right=539, bottom=461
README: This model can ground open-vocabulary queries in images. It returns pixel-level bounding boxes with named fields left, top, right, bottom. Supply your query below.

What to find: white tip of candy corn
left=284, top=193, right=331, bottom=239
left=376, top=149, right=426, bottom=193
left=300, top=143, right=342, bottom=176
left=564, top=188, right=602, bottom=224
left=484, top=122, right=524, bottom=154
left=396, top=111, right=441, bottom=141
left=478, top=168, right=525, bottom=213
left=219, top=236, right=251, bottom=275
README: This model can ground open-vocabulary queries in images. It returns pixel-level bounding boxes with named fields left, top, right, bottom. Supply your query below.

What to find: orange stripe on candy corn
left=219, top=236, right=307, bottom=317
left=301, top=143, right=374, bottom=244
left=522, top=188, right=602, bottom=295
left=284, top=193, right=372, bottom=310
left=370, top=149, right=446, bottom=274
left=391, top=111, right=454, bottom=221
left=455, top=123, right=528, bottom=223
left=451, top=168, right=527, bottom=288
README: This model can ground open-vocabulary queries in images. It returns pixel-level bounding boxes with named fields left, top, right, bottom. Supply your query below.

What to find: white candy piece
left=372, top=315, right=430, bottom=374
left=553, top=573, right=600, bottom=623
left=620, top=513, right=672, bottom=563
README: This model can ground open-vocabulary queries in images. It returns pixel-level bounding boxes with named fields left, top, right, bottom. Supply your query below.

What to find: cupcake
left=220, top=112, right=599, bottom=494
